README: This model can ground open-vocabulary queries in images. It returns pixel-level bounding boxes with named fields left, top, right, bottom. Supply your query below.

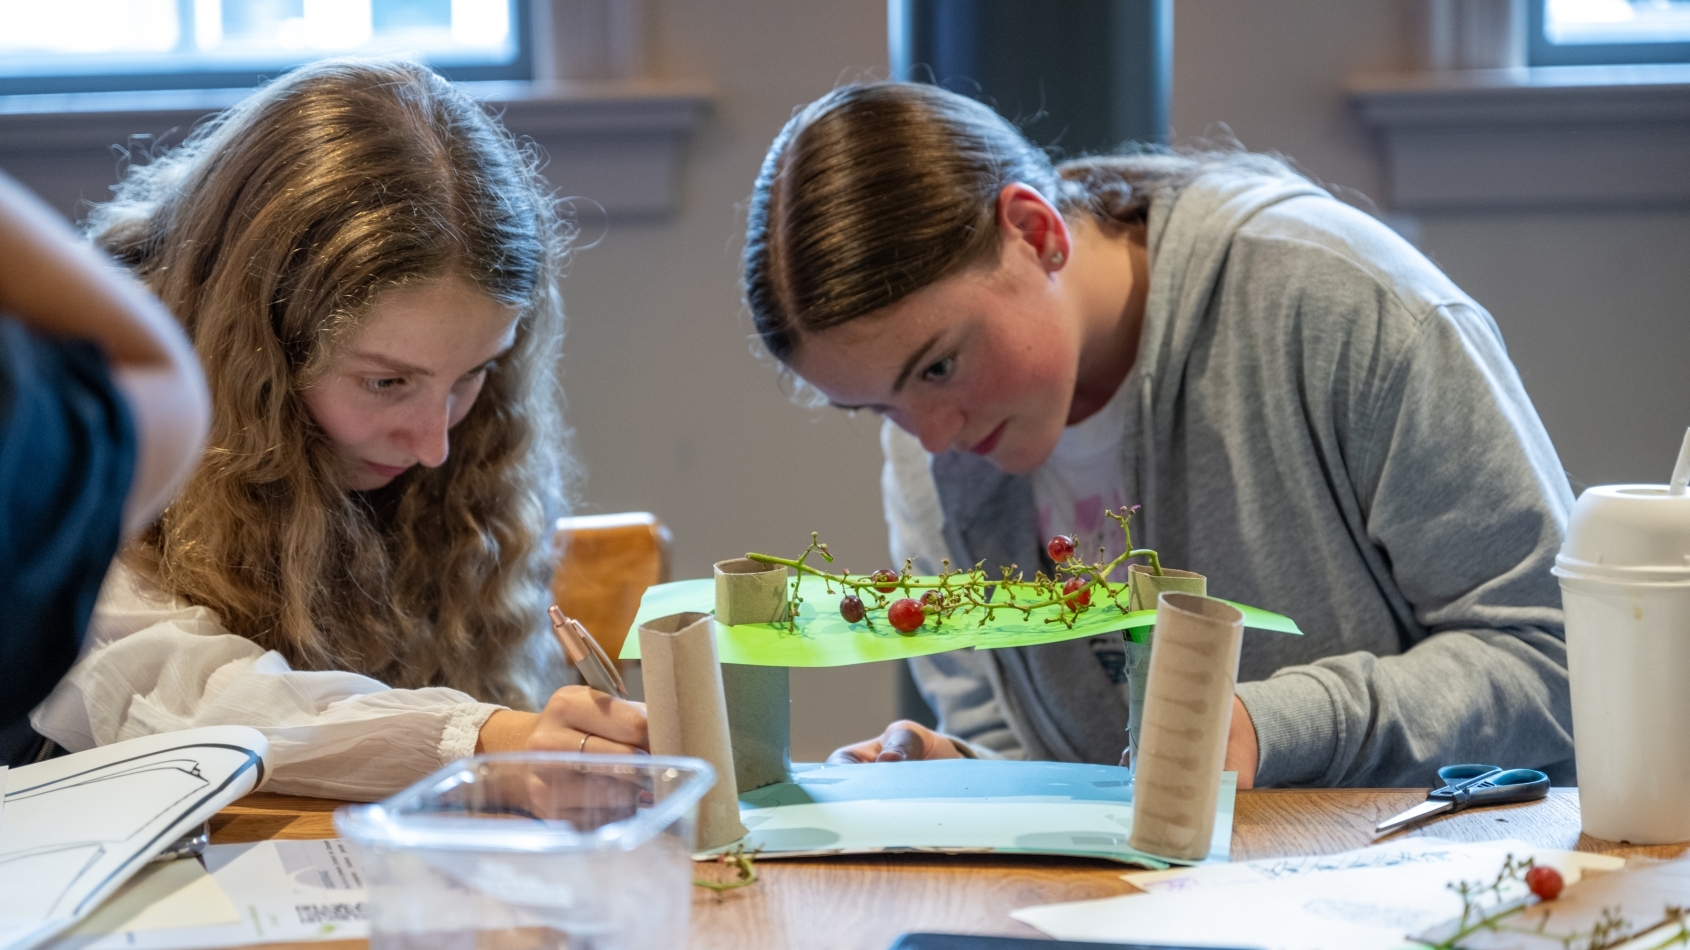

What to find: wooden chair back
left=551, top=512, right=672, bottom=662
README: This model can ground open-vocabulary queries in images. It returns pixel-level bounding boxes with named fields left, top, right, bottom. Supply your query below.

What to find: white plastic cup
left=1554, top=484, right=1690, bottom=844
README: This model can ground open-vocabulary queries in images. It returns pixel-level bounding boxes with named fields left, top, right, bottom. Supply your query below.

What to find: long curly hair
left=743, top=82, right=1293, bottom=361
left=86, top=58, right=573, bottom=709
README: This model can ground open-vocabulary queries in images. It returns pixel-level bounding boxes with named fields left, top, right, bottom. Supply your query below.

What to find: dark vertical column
left=885, top=0, right=1172, bottom=731
left=889, top=0, right=1172, bottom=154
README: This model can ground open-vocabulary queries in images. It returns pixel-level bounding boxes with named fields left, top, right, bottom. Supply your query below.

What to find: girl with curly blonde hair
left=28, top=59, right=646, bottom=799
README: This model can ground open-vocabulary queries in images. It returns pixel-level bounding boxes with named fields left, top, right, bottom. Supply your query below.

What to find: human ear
left=996, top=183, right=1071, bottom=273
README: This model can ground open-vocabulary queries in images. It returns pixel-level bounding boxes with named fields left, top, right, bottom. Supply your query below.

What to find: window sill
left=0, top=79, right=712, bottom=218
left=1347, top=64, right=1690, bottom=211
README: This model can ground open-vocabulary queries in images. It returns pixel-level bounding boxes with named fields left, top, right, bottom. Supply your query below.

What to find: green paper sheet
left=623, top=576, right=1300, bottom=667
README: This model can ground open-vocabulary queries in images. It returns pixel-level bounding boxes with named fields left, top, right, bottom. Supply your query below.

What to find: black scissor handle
left=1437, top=764, right=1502, bottom=787
left=1432, top=767, right=1551, bottom=810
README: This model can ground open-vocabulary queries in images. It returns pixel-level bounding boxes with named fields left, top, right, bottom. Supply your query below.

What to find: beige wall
left=555, top=1, right=895, bottom=759
left=1173, top=0, right=1408, bottom=203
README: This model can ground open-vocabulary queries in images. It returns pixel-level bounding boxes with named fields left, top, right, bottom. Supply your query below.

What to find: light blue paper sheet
left=708, top=759, right=1236, bottom=868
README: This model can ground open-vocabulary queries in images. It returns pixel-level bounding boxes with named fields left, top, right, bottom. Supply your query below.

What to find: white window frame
left=0, top=0, right=535, bottom=97
left=0, top=1, right=710, bottom=220
left=1530, top=0, right=1690, bottom=66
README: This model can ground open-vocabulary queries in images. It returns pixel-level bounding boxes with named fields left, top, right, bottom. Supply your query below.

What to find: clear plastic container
left=335, top=753, right=715, bottom=950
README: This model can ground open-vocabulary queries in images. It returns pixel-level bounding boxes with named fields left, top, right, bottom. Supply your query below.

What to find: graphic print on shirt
left=1038, top=487, right=1133, bottom=583
left=1031, top=378, right=1137, bottom=691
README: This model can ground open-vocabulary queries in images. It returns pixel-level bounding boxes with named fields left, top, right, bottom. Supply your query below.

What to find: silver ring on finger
left=577, top=732, right=590, bottom=754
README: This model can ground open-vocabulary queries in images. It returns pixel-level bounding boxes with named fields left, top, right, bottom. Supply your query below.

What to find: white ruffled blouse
left=31, top=562, right=504, bottom=802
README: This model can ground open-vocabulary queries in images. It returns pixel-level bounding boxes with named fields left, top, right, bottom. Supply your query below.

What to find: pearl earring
left=1049, top=251, right=1065, bottom=266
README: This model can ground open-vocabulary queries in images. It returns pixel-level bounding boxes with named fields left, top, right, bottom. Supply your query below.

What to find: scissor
left=1374, top=764, right=1552, bottom=836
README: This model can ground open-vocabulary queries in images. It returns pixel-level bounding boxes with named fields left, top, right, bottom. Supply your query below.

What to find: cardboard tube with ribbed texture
left=1124, top=565, right=1207, bottom=768
left=638, top=610, right=748, bottom=850
left=1126, top=565, right=1208, bottom=613
left=1127, top=592, right=1244, bottom=862
left=713, top=558, right=789, bottom=625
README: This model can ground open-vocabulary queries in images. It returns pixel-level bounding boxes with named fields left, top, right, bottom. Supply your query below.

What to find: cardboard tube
left=1127, top=592, right=1244, bottom=862
left=637, top=611, right=748, bottom=850
left=721, top=663, right=792, bottom=791
left=1126, top=564, right=1207, bottom=612
left=1121, top=639, right=1153, bottom=768
left=713, top=558, right=794, bottom=792
left=1124, top=566, right=1207, bottom=767
left=714, top=558, right=790, bottom=626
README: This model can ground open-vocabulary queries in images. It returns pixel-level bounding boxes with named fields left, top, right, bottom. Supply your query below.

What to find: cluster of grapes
left=746, top=506, right=1165, bottom=635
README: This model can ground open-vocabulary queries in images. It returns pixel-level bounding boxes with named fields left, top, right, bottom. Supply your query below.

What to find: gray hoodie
left=885, top=168, right=1576, bottom=787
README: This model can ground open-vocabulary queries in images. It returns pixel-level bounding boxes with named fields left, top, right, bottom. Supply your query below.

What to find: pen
left=549, top=605, right=628, bottom=698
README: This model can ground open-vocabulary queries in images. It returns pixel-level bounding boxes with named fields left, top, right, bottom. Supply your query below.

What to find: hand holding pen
left=521, top=606, right=647, bottom=756
left=473, top=611, right=645, bottom=754
left=549, top=605, right=628, bottom=698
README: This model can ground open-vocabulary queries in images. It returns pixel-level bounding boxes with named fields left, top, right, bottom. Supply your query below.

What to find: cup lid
left=1554, top=484, right=1690, bottom=583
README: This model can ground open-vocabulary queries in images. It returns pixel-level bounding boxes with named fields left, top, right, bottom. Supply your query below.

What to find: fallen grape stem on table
left=1414, top=857, right=1690, bottom=950
left=693, top=845, right=760, bottom=901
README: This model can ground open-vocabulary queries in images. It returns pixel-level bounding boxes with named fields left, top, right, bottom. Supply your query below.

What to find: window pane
left=1546, top=0, right=1690, bottom=45
left=0, top=0, right=518, bottom=80
left=0, top=1, right=182, bottom=57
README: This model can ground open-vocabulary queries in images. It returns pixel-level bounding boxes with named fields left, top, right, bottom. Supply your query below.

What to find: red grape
left=1063, top=577, right=1092, bottom=607
left=839, top=595, right=866, bottom=624
left=1047, top=535, right=1077, bottom=563
left=871, top=570, right=899, bottom=593
left=920, top=589, right=942, bottom=607
left=1525, top=865, right=1563, bottom=901
left=887, top=598, right=925, bottom=634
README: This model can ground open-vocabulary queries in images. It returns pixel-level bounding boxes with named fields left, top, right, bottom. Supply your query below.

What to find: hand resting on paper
left=826, top=719, right=965, bottom=764
left=476, top=685, right=650, bottom=755
left=831, top=698, right=1260, bottom=778
left=1118, top=695, right=1260, bottom=788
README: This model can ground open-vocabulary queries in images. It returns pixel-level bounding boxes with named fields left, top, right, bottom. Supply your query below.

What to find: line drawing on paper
left=0, top=742, right=264, bottom=925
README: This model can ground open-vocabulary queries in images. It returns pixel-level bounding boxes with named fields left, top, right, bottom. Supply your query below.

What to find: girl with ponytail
left=744, top=82, right=1575, bottom=789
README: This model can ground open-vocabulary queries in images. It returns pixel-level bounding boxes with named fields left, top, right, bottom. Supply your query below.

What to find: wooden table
left=213, top=789, right=1687, bottom=950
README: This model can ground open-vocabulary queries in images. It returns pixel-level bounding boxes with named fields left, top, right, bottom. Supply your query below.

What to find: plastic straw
left=1672, top=427, right=1690, bottom=496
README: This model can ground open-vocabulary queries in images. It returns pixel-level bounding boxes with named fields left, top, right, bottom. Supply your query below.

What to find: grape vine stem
left=745, top=506, right=1164, bottom=632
